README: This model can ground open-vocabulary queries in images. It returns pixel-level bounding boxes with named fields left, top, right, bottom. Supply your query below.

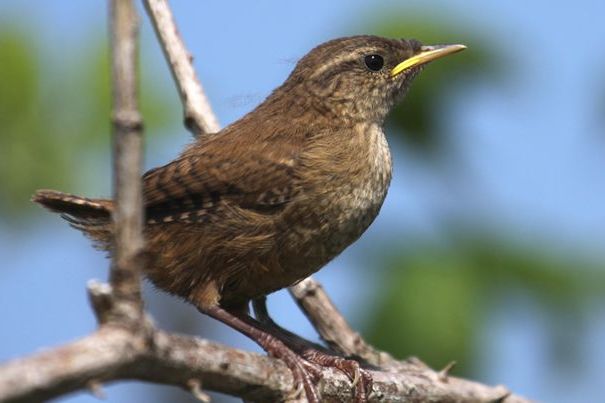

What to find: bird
left=33, top=35, right=465, bottom=402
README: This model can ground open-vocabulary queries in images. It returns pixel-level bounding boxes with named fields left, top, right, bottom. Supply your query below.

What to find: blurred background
left=1, top=1, right=604, bottom=402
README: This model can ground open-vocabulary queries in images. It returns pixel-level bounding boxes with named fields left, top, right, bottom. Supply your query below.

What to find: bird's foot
left=204, top=304, right=372, bottom=401
left=251, top=298, right=373, bottom=401
left=257, top=333, right=323, bottom=402
left=300, top=349, right=373, bottom=402
left=258, top=333, right=374, bottom=402
left=202, top=306, right=323, bottom=402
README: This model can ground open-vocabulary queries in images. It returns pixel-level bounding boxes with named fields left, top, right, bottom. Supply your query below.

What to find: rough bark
left=0, top=306, right=527, bottom=402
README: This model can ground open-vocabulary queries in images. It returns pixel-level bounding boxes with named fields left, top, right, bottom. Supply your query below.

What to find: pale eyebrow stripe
left=310, top=46, right=381, bottom=77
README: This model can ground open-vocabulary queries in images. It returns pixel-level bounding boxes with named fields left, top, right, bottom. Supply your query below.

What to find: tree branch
left=289, top=278, right=400, bottom=369
left=143, top=0, right=220, bottom=136
left=109, top=0, right=145, bottom=320
left=0, top=321, right=529, bottom=403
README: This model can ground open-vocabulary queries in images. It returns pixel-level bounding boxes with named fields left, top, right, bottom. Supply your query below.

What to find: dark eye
left=364, top=54, right=384, bottom=71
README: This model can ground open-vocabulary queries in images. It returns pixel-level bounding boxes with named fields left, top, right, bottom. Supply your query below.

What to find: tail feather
left=32, top=190, right=111, bottom=218
left=32, top=189, right=113, bottom=250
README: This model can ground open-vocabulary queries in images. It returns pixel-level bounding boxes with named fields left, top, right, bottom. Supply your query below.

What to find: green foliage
left=365, top=12, right=505, bottom=154
left=0, top=25, right=177, bottom=222
left=368, top=251, right=477, bottom=373
left=0, top=28, right=67, bottom=217
left=365, top=234, right=605, bottom=376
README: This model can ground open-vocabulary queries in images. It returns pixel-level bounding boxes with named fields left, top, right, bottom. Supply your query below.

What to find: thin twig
left=109, top=0, right=145, bottom=320
left=143, top=0, right=220, bottom=136
left=288, top=278, right=402, bottom=369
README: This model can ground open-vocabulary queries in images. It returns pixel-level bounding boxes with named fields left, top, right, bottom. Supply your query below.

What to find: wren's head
left=266, top=35, right=465, bottom=125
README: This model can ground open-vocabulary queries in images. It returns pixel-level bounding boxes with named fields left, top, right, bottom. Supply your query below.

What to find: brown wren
left=34, top=35, right=465, bottom=401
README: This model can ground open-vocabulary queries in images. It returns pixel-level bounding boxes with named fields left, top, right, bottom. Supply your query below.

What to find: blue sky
left=1, top=1, right=604, bottom=402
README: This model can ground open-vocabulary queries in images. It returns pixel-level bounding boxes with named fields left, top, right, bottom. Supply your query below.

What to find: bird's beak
left=391, top=44, right=467, bottom=77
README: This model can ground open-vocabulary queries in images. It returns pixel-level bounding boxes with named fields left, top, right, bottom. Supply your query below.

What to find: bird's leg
left=252, top=297, right=373, bottom=402
left=201, top=305, right=321, bottom=402
left=252, top=297, right=328, bottom=351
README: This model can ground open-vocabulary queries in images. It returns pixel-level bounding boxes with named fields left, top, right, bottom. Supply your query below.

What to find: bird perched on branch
left=34, top=35, right=465, bottom=402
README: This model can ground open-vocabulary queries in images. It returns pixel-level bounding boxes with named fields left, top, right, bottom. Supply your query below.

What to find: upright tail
left=32, top=189, right=114, bottom=250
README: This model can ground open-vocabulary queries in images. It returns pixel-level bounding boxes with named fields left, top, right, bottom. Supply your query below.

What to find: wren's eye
left=364, top=54, right=384, bottom=71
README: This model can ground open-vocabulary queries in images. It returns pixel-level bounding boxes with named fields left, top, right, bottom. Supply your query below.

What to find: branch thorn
left=438, top=360, right=457, bottom=382
left=87, top=380, right=106, bottom=399
left=187, top=379, right=211, bottom=402
left=489, top=387, right=512, bottom=403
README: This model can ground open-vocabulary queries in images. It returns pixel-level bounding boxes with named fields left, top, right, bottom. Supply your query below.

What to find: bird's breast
left=331, top=123, right=392, bottom=235
left=280, top=123, right=392, bottom=274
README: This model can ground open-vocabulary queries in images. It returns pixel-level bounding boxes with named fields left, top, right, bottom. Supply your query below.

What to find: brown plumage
left=34, top=35, right=465, bottom=401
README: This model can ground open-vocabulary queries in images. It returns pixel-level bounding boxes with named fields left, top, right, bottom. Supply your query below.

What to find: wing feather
left=142, top=130, right=305, bottom=224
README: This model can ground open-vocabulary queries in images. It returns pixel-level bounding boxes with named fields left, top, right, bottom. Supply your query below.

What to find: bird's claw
left=301, top=350, right=373, bottom=402
left=261, top=336, right=321, bottom=402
